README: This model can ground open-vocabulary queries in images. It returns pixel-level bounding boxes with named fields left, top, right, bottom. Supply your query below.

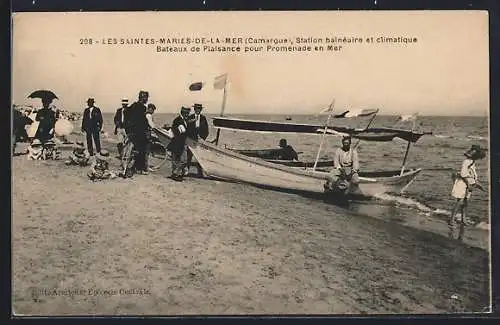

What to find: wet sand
left=12, top=140, right=490, bottom=315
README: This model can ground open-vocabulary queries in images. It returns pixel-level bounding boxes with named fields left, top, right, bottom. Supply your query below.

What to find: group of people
left=13, top=94, right=487, bottom=241
left=111, top=91, right=209, bottom=181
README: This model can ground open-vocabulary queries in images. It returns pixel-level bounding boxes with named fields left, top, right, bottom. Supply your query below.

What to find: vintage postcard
left=11, top=11, right=491, bottom=315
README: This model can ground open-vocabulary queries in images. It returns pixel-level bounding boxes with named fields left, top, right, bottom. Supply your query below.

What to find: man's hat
left=121, top=98, right=128, bottom=104
left=193, top=103, right=203, bottom=110
left=465, top=145, right=486, bottom=160
left=181, top=106, right=191, bottom=113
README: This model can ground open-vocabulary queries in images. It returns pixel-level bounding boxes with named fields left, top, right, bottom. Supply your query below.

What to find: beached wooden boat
left=186, top=137, right=422, bottom=197
left=153, top=86, right=430, bottom=197
left=213, top=117, right=432, bottom=142
left=152, top=127, right=335, bottom=168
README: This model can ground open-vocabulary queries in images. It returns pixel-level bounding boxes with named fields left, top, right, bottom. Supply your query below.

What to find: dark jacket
left=81, top=106, right=103, bottom=132
left=168, top=115, right=189, bottom=155
left=124, top=102, right=148, bottom=136
left=187, top=113, right=209, bottom=140
left=113, top=107, right=125, bottom=133
left=35, top=108, right=56, bottom=141
left=277, top=145, right=299, bottom=160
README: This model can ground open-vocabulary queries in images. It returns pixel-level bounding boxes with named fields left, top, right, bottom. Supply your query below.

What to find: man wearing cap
left=186, top=103, right=209, bottom=176
left=121, top=91, right=149, bottom=177
left=81, top=98, right=103, bottom=158
left=325, top=135, right=360, bottom=195
left=114, top=98, right=128, bottom=157
left=168, top=106, right=191, bottom=181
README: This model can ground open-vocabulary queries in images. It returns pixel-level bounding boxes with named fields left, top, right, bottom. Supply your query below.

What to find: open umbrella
left=28, top=90, right=58, bottom=102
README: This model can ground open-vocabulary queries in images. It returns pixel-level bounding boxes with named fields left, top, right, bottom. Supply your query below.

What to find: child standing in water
left=448, top=145, right=486, bottom=241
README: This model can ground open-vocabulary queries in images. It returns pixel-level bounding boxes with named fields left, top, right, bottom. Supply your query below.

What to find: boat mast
left=353, top=111, right=378, bottom=150
left=400, top=116, right=418, bottom=175
left=312, top=99, right=335, bottom=171
left=214, top=74, right=228, bottom=145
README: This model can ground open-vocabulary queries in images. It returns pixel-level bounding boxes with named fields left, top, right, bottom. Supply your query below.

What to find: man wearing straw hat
left=114, top=98, right=129, bottom=158
left=186, top=103, right=209, bottom=176
left=169, top=106, right=191, bottom=181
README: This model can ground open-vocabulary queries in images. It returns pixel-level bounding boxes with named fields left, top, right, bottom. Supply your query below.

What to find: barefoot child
left=448, top=145, right=486, bottom=241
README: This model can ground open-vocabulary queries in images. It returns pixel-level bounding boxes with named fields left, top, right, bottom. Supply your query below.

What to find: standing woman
left=34, top=98, right=57, bottom=144
left=448, top=145, right=486, bottom=241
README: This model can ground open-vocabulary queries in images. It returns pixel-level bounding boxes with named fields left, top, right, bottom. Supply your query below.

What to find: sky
left=12, top=11, right=489, bottom=116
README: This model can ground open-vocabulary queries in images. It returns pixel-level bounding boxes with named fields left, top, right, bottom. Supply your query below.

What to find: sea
left=95, top=113, right=491, bottom=243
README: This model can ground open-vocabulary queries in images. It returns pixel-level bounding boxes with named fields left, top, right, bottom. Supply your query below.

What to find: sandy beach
left=12, top=138, right=490, bottom=316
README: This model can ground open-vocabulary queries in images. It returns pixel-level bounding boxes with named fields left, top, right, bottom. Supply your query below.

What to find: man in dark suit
left=121, top=90, right=149, bottom=177
left=81, top=98, right=103, bottom=157
left=113, top=98, right=128, bottom=157
left=186, top=103, right=209, bottom=176
left=169, top=106, right=191, bottom=181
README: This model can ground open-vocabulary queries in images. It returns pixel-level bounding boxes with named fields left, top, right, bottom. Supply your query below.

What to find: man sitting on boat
left=325, top=135, right=360, bottom=195
left=276, top=139, right=299, bottom=161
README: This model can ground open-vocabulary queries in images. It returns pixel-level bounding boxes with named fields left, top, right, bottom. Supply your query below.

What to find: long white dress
left=27, top=113, right=39, bottom=138
left=451, top=158, right=477, bottom=199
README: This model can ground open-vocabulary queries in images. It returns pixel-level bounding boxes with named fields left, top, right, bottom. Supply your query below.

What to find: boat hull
left=152, top=128, right=334, bottom=168
left=265, top=159, right=334, bottom=168
left=187, top=138, right=421, bottom=197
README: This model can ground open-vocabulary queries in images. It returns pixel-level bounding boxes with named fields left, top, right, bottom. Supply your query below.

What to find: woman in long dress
left=448, top=145, right=486, bottom=241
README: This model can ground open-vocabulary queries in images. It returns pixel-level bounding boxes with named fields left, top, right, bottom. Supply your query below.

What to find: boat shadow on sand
left=199, top=174, right=371, bottom=208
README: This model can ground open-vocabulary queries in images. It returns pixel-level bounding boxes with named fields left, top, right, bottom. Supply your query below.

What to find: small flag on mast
left=319, top=105, right=334, bottom=114
left=334, top=108, right=379, bottom=118
left=214, top=73, right=227, bottom=90
left=189, top=82, right=204, bottom=91
left=319, top=99, right=336, bottom=114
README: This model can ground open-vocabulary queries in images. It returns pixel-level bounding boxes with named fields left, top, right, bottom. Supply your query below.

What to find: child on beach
left=65, top=142, right=90, bottom=166
left=27, top=139, right=43, bottom=160
left=87, top=157, right=117, bottom=181
left=448, top=145, right=486, bottom=241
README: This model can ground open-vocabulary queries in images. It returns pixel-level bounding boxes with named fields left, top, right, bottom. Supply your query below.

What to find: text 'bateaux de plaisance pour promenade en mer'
left=79, top=36, right=419, bottom=54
